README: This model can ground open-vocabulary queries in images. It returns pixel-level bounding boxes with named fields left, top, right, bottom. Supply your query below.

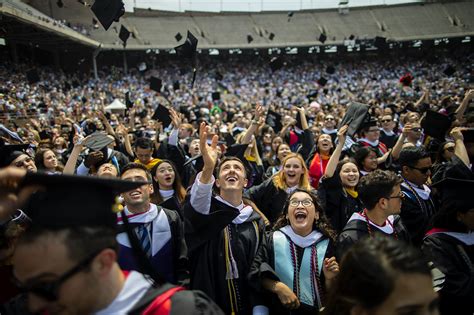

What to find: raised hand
left=337, top=124, right=349, bottom=144
left=199, top=122, right=219, bottom=172
left=254, top=103, right=265, bottom=121
left=170, top=108, right=182, bottom=130
left=450, top=126, right=464, bottom=141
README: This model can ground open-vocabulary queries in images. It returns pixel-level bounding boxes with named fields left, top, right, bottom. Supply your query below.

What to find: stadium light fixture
left=285, top=47, right=297, bottom=54
left=324, top=46, right=337, bottom=53
left=412, top=40, right=422, bottom=48
left=461, top=36, right=471, bottom=43
left=209, top=49, right=219, bottom=56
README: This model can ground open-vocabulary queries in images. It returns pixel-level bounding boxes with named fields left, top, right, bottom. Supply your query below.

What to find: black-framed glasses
left=289, top=199, right=313, bottom=207
left=13, top=247, right=107, bottom=301
left=380, top=119, right=392, bottom=123
left=444, top=147, right=455, bottom=153
left=409, top=166, right=431, bottom=174
left=411, top=127, right=422, bottom=132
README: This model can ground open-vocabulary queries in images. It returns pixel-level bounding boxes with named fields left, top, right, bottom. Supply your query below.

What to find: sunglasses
left=13, top=248, right=106, bottom=301
left=387, top=192, right=405, bottom=200
left=444, top=147, right=455, bottom=152
left=381, top=119, right=392, bottom=123
left=409, top=165, right=431, bottom=174
left=325, top=117, right=335, bottom=121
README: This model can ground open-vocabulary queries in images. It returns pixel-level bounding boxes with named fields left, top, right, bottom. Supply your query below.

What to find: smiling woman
left=249, top=189, right=338, bottom=314
left=245, top=153, right=313, bottom=225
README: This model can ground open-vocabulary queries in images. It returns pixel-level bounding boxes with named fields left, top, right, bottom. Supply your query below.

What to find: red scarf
left=309, top=153, right=329, bottom=189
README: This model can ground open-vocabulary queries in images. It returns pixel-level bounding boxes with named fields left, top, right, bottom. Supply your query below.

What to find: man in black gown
left=184, top=122, right=266, bottom=314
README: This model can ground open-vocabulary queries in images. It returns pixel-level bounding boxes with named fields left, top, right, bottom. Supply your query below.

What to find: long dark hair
left=273, top=188, right=337, bottom=241
left=150, top=160, right=186, bottom=205
left=322, top=237, right=431, bottom=315
left=34, top=148, right=63, bottom=172
left=354, top=147, right=377, bottom=171
left=434, top=141, right=454, bottom=164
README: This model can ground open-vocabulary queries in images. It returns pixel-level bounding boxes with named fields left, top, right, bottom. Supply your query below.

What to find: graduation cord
left=289, top=240, right=323, bottom=308
left=362, top=209, right=398, bottom=240
left=224, top=225, right=241, bottom=314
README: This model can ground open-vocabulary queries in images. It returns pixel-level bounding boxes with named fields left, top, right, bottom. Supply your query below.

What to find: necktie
left=136, top=224, right=152, bottom=257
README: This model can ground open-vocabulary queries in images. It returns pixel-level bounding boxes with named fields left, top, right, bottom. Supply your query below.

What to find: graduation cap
left=39, top=130, right=52, bottom=140
left=339, top=101, right=370, bottom=137
left=183, top=154, right=204, bottom=172
left=287, top=11, right=294, bottom=22
left=374, top=36, right=387, bottom=48
left=84, top=132, right=115, bottom=151
left=443, top=65, right=456, bottom=77
left=326, top=65, right=336, bottom=75
left=319, top=33, right=327, bottom=44
left=266, top=110, right=283, bottom=133
left=247, top=35, right=253, bottom=43
left=307, top=90, right=318, bottom=101
left=270, top=57, right=284, bottom=72
left=212, top=92, right=221, bottom=101
left=0, top=144, right=29, bottom=168
left=269, top=33, right=275, bottom=41
left=174, top=31, right=198, bottom=88
left=21, top=172, right=146, bottom=229
left=215, top=71, right=224, bottom=81
left=317, top=77, right=328, bottom=86
left=224, top=133, right=236, bottom=147
left=119, top=25, right=130, bottom=47
left=152, top=104, right=172, bottom=127
left=90, top=0, right=125, bottom=31
left=26, top=70, right=40, bottom=85
left=56, top=0, right=63, bottom=8
left=149, top=76, right=162, bottom=93
left=432, top=177, right=474, bottom=212
left=175, top=32, right=182, bottom=42
left=420, top=110, right=452, bottom=140
left=138, top=62, right=147, bottom=72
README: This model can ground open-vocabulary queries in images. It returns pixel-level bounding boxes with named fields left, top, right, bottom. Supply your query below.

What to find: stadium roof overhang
left=0, top=1, right=100, bottom=51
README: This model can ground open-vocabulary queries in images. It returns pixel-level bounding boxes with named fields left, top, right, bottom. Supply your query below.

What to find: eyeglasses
left=381, top=119, right=392, bottom=123
left=444, top=147, right=455, bottom=152
left=13, top=157, right=33, bottom=167
left=13, top=248, right=106, bottom=301
left=387, top=192, right=405, bottom=200
left=409, top=165, right=431, bottom=174
left=411, top=128, right=422, bottom=132
left=289, top=199, right=313, bottom=207
left=324, top=117, right=334, bottom=121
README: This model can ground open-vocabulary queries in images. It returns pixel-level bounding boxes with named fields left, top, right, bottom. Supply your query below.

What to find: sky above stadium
left=124, top=0, right=423, bottom=13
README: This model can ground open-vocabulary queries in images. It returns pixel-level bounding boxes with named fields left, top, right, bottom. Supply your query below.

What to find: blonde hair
left=272, top=153, right=311, bottom=191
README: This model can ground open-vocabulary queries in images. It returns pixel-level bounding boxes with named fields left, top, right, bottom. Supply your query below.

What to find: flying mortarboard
left=326, top=65, right=336, bottom=75
left=319, top=33, right=327, bottom=44
left=212, top=92, right=221, bottom=101
left=149, top=76, right=162, bottom=93
left=90, top=0, right=125, bottom=31
left=84, top=132, right=115, bottom=151
left=119, top=25, right=130, bottom=47
left=338, top=101, right=371, bottom=137
left=247, top=35, right=253, bottom=43
left=225, top=144, right=248, bottom=160
left=420, top=110, right=452, bottom=140
left=174, top=31, right=198, bottom=88
left=138, top=62, right=147, bottom=72
left=173, top=81, right=180, bottom=91
left=175, top=32, right=182, bottom=42
left=266, top=110, right=283, bottom=133
left=152, top=104, right=172, bottom=128
left=307, top=90, right=318, bottom=101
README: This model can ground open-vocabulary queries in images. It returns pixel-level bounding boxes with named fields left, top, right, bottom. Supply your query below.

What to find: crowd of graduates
left=0, top=49, right=473, bottom=315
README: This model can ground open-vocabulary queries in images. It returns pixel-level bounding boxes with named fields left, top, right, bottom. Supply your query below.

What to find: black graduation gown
left=244, top=178, right=288, bottom=225
left=400, top=184, right=437, bottom=246
left=128, top=283, right=224, bottom=315
left=422, top=232, right=474, bottom=315
left=159, top=196, right=184, bottom=220
left=184, top=196, right=266, bottom=315
left=317, top=175, right=363, bottom=233
left=336, top=214, right=410, bottom=261
left=248, top=231, right=335, bottom=315
left=379, top=131, right=397, bottom=149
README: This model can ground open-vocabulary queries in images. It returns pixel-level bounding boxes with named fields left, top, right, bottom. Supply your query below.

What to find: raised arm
left=391, top=124, right=411, bottom=160
left=455, top=89, right=474, bottom=121
left=240, top=104, right=264, bottom=144
left=116, top=124, right=134, bottom=158
left=295, top=106, right=309, bottom=130
left=324, top=125, right=348, bottom=178
left=450, top=127, right=470, bottom=167
left=97, top=111, right=116, bottom=138
left=63, top=134, right=89, bottom=175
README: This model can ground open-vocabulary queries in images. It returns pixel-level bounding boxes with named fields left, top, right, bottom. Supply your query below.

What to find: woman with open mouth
left=249, top=189, right=339, bottom=314
left=318, top=125, right=363, bottom=233
left=151, top=159, right=187, bottom=218
left=307, top=133, right=335, bottom=189
left=246, top=153, right=314, bottom=225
